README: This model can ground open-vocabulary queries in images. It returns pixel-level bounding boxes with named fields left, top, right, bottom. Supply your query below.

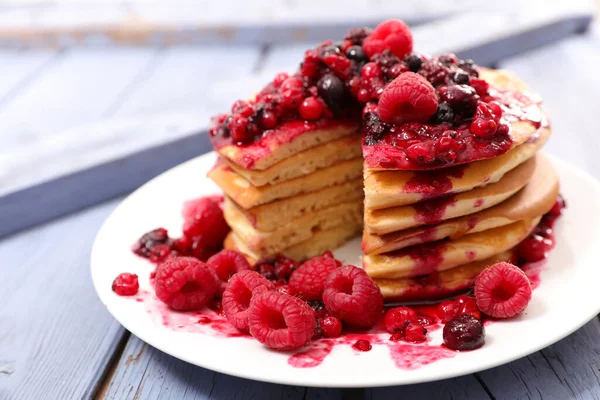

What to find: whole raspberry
left=288, top=256, right=339, bottom=300
left=155, top=257, right=217, bottom=311
left=320, top=316, right=343, bottom=338
left=475, top=262, right=532, bottom=318
left=222, top=270, right=274, bottom=332
left=403, top=321, right=427, bottom=343
left=182, top=196, right=229, bottom=248
left=377, top=72, right=438, bottom=124
left=207, top=250, right=252, bottom=296
left=363, top=19, right=413, bottom=59
left=248, top=290, right=316, bottom=350
left=322, top=265, right=383, bottom=327
left=384, top=306, right=418, bottom=333
left=112, top=273, right=139, bottom=296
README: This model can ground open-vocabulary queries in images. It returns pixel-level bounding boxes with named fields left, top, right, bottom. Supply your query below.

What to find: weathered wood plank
left=366, top=376, right=490, bottom=399
left=101, top=335, right=342, bottom=399
left=0, top=198, right=126, bottom=400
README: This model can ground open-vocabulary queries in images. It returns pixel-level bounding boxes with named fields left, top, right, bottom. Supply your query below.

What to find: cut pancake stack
left=362, top=71, right=560, bottom=301
left=208, top=123, right=364, bottom=264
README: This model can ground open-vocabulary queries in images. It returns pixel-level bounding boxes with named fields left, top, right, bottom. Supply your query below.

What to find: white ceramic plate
left=91, top=152, right=600, bottom=387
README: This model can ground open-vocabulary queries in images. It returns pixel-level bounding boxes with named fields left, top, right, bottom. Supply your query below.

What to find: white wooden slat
left=0, top=47, right=159, bottom=150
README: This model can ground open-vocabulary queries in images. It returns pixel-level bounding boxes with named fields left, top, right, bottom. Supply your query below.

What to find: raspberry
left=248, top=290, right=316, bottom=350
left=404, top=321, right=427, bottom=343
left=288, top=256, right=338, bottom=300
left=384, top=307, right=418, bottom=333
left=443, top=314, right=485, bottom=350
left=320, top=316, right=343, bottom=338
left=182, top=196, right=229, bottom=248
left=363, top=19, right=413, bottom=59
left=207, top=249, right=252, bottom=296
left=155, top=257, right=217, bottom=311
left=518, top=234, right=553, bottom=262
left=222, top=270, right=274, bottom=332
left=475, top=262, right=532, bottom=318
left=112, top=273, right=139, bottom=296
left=377, top=72, right=438, bottom=124
left=322, top=265, right=383, bottom=327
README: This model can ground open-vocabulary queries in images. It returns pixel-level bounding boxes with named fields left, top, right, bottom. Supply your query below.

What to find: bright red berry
left=475, top=262, right=532, bottom=318
left=403, top=321, right=427, bottom=343
left=454, top=295, right=481, bottom=320
left=273, top=72, right=289, bottom=87
left=112, top=273, right=139, bottom=296
left=148, top=244, right=173, bottom=264
left=361, top=62, right=382, bottom=79
left=384, top=307, right=418, bottom=333
left=207, top=249, right=252, bottom=296
left=281, top=88, right=304, bottom=110
left=352, top=339, right=372, bottom=352
left=222, top=270, right=274, bottom=332
left=181, top=196, right=229, bottom=249
left=231, top=100, right=253, bottom=117
left=299, top=96, right=324, bottom=120
left=155, top=257, right=217, bottom=311
left=363, top=19, right=413, bottom=59
left=322, top=265, right=383, bottom=327
left=288, top=256, right=339, bottom=300
left=470, top=78, right=489, bottom=96
left=260, top=110, right=278, bottom=129
left=548, top=195, right=566, bottom=217
left=248, top=290, right=316, bottom=350
left=378, top=72, right=438, bottom=124
left=436, top=300, right=458, bottom=323
left=518, top=234, right=553, bottom=262
left=320, top=316, right=343, bottom=338
left=280, top=76, right=303, bottom=92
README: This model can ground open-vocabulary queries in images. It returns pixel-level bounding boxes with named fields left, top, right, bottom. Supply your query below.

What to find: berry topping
left=377, top=72, right=438, bottom=124
left=155, top=257, right=218, bottom=311
left=362, top=19, right=413, bottom=59
left=322, top=265, right=383, bottom=327
left=288, top=256, right=339, bottom=301
left=207, top=249, right=252, bottom=296
left=320, top=316, right=343, bottom=338
left=271, top=255, right=302, bottom=283
left=443, top=314, right=485, bottom=351
left=517, top=235, right=553, bottom=262
left=352, top=339, right=372, bottom=352
left=248, top=290, right=316, bottom=350
left=182, top=196, right=229, bottom=249
left=436, top=295, right=481, bottom=323
left=548, top=195, right=566, bottom=217
left=475, top=262, right=532, bottom=319
left=317, top=74, right=348, bottom=116
left=299, top=96, right=324, bottom=120
left=403, top=321, right=427, bottom=343
left=132, top=228, right=171, bottom=258
left=384, top=306, right=418, bottom=333
left=112, top=273, right=139, bottom=296
left=344, top=27, right=372, bottom=45
left=346, top=45, right=368, bottom=62
left=222, top=270, right=274, bottom=332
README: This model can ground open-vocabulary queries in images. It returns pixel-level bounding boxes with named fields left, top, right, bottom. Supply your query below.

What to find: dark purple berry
left=344, top=27, right=372, bottom=45
left=433, top=102, right=455, bottom=123
left=451, top=71, right=470, bottom=84
left=317, top=74, right=347, bottom=115
left=346, top=45, right=367, bottom=62
left=439, top=85, right=479, bottom=117
left=405, top=53, right=423, bottom=72
left=443, top=314, right=485, bottom=351
left=322, top=44, right=341, bottom=56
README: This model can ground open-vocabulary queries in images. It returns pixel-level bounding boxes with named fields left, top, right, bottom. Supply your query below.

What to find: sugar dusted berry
left=377, top=72, right=438, bottom=124
left=363, top=19, right=413, bottom=59
left=112, top=273, right=139, bottom=296
left=323, top=265, right=383, bottom=327
left=222, top=270, right=274, bottom=332
left=248, top=290, right=316, bottom=350
left=443, top=314, right=485, bottom=351
left=384, top=306, right=418, bottom=333
left=155, top=257, right=217, bottom=311
left=207, top=249, right=252, bottom=296
left=288, top=256, right=338, bottom=300
left=475, top=262, right=532, bottom=319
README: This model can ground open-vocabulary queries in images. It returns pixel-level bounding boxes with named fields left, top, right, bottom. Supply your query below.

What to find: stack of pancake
left=208, top=122, right=364, bottom=264
left=362, top=70, right=559, bottom=301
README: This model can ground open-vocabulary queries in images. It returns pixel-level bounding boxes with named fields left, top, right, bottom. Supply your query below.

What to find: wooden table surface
left=1, top=23, right=600, bottom=400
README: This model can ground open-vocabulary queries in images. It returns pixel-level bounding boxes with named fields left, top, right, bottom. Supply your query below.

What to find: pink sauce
left=413, top=195, right=456, bottom=225
left=402, top=165, right=466, bottom=198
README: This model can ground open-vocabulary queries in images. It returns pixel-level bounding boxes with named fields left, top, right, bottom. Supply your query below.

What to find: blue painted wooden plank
left=367, top=375, right=490, bottom=399
left=0, top=198, right=126, bottom=400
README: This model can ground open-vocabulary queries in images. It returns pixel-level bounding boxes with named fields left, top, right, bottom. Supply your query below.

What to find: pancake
left=363, top=153, right=558, bottom=255
left=225, top=135, right=362, bottom=187
left=364, top=155, right=536, bottom=235
left=208, top=157, right=363, bottom=209
left=225, top=223, right=362, bottom=265
left=364, top=125, right=550, bottom=210
left=214, top=119, right=359, bottom=170
left=237, top=179, right=364, bottom=231
left=362, top=68, right=545, bottom=171
left=223, top=198, right=363, bottom=256
left=374, top=249, right=517, bottom=302
left=364, top=217, right=539, bottom=279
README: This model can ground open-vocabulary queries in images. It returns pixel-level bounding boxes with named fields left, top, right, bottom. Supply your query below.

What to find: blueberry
left=317, top=74, right=347, bottom=114
left=322, top=45, right=341, bottom=56
left=451, top=71, right=470, bottom=84
left=405, top=53, right=423, bottom=72
left=434, top=102, right=455, bottom=123
left=346, top=45, right=367, bottom=62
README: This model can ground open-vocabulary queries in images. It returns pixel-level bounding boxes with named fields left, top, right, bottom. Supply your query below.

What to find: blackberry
left=433, top=102, right=455, bottom=123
